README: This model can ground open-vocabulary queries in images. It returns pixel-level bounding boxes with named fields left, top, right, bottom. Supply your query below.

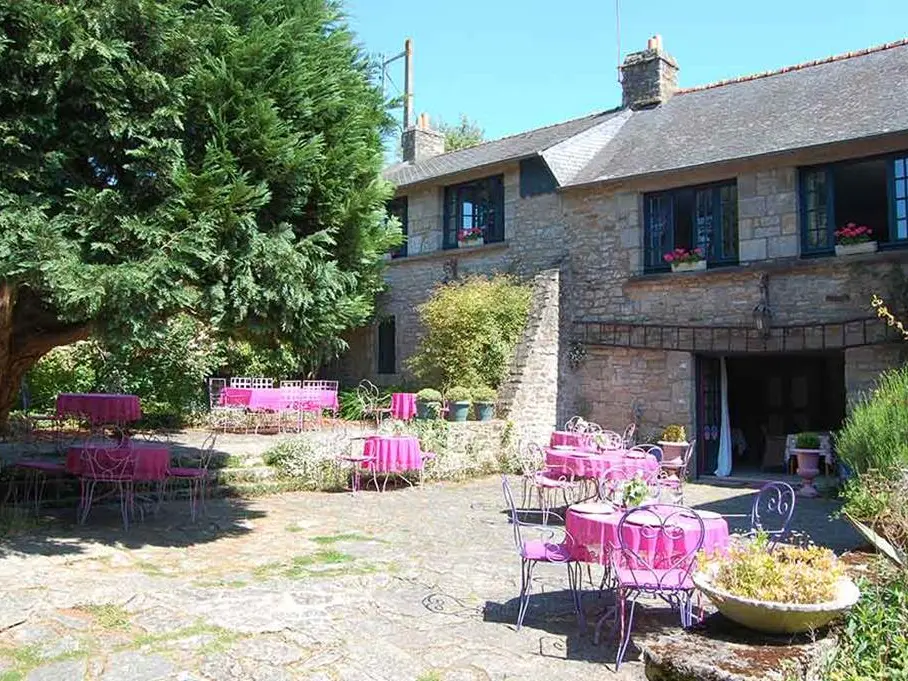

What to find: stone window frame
left=799, top=151, right=908, bottom=257
left=387, top=196, right=408, bottom=259
left=442, top=174, right=505, bottom=249
left=642, top=179, right=739, bottom=273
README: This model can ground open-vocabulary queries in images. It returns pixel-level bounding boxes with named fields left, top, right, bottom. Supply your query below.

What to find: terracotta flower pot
left=658, top=440, right=688, bottom=465
left=794, top=448, right=821, bottom=497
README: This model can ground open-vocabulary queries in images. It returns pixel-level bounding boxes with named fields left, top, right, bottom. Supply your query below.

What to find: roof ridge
left=420, top=106, right=622, bottom=161
left=677, top=37, right=908, bottom=95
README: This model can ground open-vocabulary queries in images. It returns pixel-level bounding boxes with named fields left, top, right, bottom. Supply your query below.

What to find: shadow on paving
left=0, top=496, right=264, bottom=559
left=483, top=588, right=681, bottom=668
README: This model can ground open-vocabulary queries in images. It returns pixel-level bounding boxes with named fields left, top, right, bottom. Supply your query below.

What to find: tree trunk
left=0, top=283, right=91, bottom=432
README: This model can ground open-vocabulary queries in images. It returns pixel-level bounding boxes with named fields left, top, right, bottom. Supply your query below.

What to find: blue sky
left=345, top=0, right=907, bottom=142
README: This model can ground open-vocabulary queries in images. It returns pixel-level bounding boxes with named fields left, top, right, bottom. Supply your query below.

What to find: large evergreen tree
left=0, top=0, right=398, bottom=424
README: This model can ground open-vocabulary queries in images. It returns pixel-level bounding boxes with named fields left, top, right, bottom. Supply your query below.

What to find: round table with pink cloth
left=550, top=430, right=596, bottom=451
left=363, top=435, right=423, bottom=473
left=56, top=393, right=142, bottom=424
left=65, top=441, right=171, bottom=481
left=566, top=504, right=730, bottom=566
left=545, top=448, right=659, bottom=480
left=390, top=393, right=417, bottom=420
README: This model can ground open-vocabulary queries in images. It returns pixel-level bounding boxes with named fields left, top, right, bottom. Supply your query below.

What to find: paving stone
left=26, top=659, right=87, bottom=681
left=100, top=651, right=175, bottom=681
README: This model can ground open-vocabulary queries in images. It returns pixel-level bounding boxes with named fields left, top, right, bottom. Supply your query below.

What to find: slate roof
left=384, top=39, right=908, bottom=190
left=569, top=39, right=908, bottom=186
left=383, top=109, right=624, bottom=188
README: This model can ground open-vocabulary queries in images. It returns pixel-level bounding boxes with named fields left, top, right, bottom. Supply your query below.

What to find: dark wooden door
left=697, top=357, right=722, bottom=476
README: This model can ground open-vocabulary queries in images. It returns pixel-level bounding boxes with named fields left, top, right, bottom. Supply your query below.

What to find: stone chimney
left=620, top=35, right=679, bottom=109
left=401, top=113, right=445, bottom=163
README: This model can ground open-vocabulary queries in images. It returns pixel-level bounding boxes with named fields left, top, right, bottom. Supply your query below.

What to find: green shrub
left=836, top=365, right=908, bottom=473
left=827, top=572, right=908, bottom=679
left=338, top=389, right=366, bottom=421
left=795, top=431, right=821, bottom=449
left=472, top=386, right=496, bottom=403
left=407, top=275, right=532, bottom=391
left=262, top=437, right=345, bottom=490
left=26, top=342, right=99, bottom=410
left=446, top=386, right=472, bottom=403
left=416, top=388, right=443, bottom=402
left=660, top=424, right=686, bottom=442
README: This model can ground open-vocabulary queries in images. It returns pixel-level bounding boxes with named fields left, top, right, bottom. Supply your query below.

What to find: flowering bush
left=458, top=226, right=483, bottom=242
left=663, top=247, right=704, bottom=265
left=835, top=222, right=873, bottom=245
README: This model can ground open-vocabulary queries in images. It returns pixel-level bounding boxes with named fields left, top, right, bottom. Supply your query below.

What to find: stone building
left=337, top=36, right=908, bottom=476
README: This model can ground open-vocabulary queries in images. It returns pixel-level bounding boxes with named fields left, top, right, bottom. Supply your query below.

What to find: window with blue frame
left=643, top=181, right=738, bottom=272
left=800, top=153, right=908, bottom=255
left=443, top=174, right=504, bottom=249
left=387, top=196, right=408, bottom=258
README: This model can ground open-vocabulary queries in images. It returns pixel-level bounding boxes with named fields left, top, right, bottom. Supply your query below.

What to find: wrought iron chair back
left=501, top=475, right=570, bottom=556
left=280, top=380, right=302, bottom=389
left=81, top=438, right=136, bottom=482
left=250, top=377, right=274, bottom=389
left=751, top=481, right=795, bottom=540
left=630, top=444, right=663, bottom=462
left=229, top=376, right=253, bottom=388
left=613, top=504, right=705, bottom=591
left=597, top=430, right=625, bottom=450
left=207, top=378, right=226, bottom=409
left=623, top=423, right=637, bottom=447
left=515, top=442, right=545, bottom=477
left=303, top=380, right=339, bottom=391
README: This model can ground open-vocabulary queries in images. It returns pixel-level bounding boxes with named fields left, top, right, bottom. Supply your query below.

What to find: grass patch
left=135, top=561, right=168, bottom=577
left=0, top=642, right=89, bottom=680
left=310, top=532, right=376, bottom=544
left=192, top=578, right=248, bottom=589
left=252, top=549, right=380, bottom=580
left=416, top=672, right=443, bottom=681
left=0, top=672, right=23, bottom=681
left=75, top=603, right=130, bottom=630
left=130, top=621, right=239, bottom=654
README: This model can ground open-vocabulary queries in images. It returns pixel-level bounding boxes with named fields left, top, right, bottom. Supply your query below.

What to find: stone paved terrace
left=0, top=475, right=860, bottom=681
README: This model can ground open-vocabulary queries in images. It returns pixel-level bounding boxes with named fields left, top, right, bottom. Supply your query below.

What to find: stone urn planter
left=793, top=448, right=821, bottom=498
left=670, top=260, right=707, bottom=273
left=835, top=241, right=877, bottom=256
left=658, top=440, right=689, bottom=465
left=693, top=566, right=860, bottom=634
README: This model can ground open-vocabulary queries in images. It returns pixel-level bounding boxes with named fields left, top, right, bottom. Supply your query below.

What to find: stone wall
left=844, top=344, right=906, bottom=406
left=498, top=269, right=561, bottom=446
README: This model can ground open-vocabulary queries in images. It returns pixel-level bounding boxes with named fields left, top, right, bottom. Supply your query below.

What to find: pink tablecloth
left=219, top=387, right=338, bottom=411
left=65, top=442, right=170, bottom=481
left=545, top=449, right=658, bottom=480
left=390, top=393, right=417, bottom=420
left=56, top=393, right=141, bottom=424
left=566, top=505, right=730, bottom=566
left=550, top=431, right=595, bottom=451
left=363, top=435, right=422, bottom=473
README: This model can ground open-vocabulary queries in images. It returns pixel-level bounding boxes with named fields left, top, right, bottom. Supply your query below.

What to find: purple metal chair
left=501, top=475, right=584, bottom=631
left=751, top=481, right=796, bottom=542
left=629, top=443, right=663, bottom=462
left=607, top=504, right=705, bottom=669
left=78, top=438, right=138, bottom=530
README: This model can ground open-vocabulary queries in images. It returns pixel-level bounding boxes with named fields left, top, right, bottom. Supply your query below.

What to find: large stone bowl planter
left=693, top=568, right=860, bottom=634
left=658, top=440, right=688, bottom=465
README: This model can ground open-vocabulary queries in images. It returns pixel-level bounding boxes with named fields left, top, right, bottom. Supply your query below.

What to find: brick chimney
left=620, top=35, right=679, bottom=109
left=401, top=113, right=445, bottom=163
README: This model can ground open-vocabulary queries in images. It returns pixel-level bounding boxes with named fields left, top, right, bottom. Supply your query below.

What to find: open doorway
left=697, top=353, right=846, bottom=475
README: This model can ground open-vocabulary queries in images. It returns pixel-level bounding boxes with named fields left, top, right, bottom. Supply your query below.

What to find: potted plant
left=834, top=222, right=877, bottom=256
left=657, top=424, right=689, bottom=465
left=613, top=472, right=654, bottom=509
left=793, top=432, right=822, bottom=498
left=457, top=226, right=484, bottom=249
left=663, top=247, right=705, bottom=273
left=445, top=386, right=472, bottom=422
left=472, top=385, right=496, bottom=422
left=693, top=533, right=860, bottom=634
left=415, top=388, right=443, bottom=420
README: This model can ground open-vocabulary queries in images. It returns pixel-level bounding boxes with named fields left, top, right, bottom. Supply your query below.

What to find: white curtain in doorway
left=715, top=356, right=733, bottom=477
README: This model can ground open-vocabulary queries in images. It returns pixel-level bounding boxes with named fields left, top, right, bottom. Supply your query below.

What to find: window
left=519, top=157, right=557, bottom=197
left=800, top=153, right=908, bottom=255
left=387, top=196, right=408, bottom=258
left=643, top=181, right=738, bottom=272
left=443, top=174, right=504, bottom=249
left=376, top=317, right=396, bottom=375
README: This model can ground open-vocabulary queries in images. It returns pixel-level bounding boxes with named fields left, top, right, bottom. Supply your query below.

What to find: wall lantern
left=752, top=273, right=772, bottom=338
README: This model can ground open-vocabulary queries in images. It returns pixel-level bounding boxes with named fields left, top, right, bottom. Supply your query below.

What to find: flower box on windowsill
left=458, top=237, right=484, bottom=249
left=670, top=260, right=707, bottom=273
left=835, top=241, right=878, bottom=257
